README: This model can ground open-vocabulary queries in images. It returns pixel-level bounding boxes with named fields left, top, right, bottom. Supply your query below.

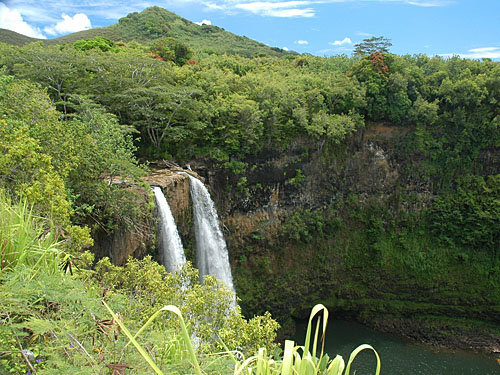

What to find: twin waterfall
left=153, top=186, right=186, bottom=272
left=186, top=174, right=235, bottom=293
left=153, top=175, right=235, bottom=293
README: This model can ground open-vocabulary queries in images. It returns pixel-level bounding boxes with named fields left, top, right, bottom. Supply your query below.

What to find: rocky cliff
left=92, top=170, right=200, bottom=266
left=189, top=122, right=500, bottom=352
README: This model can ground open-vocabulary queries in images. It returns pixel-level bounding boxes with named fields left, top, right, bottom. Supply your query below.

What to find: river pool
left=296, top=318, right=500, bottom=374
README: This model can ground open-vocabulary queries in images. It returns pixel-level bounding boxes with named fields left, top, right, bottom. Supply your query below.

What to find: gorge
left=134, top=119, right=500, bottom=356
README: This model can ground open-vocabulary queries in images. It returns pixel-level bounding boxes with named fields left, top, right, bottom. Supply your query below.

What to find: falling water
left=184, top=174, right=235, bottom=293
left=152, top=186, right=186, bottom=272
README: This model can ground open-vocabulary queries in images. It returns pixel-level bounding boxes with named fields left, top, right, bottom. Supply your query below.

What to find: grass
left=0, top=192, right=63, bottom=279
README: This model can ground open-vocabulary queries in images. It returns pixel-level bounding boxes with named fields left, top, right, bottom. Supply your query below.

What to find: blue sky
left=1, top=0, right=499, bottom=59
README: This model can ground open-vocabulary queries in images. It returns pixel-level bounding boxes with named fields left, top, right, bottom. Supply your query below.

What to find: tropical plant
left=353, top=36, right=392, bottom=56
left=101, top=302, right=380, bottom=375
left=0, top=192, right=63, bottom=278
left=232, top=304, right=380, bottom=375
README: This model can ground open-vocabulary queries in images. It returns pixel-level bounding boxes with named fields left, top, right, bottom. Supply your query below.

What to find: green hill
left=0, top=6, right=295, bottom=58
left=0, top=28, right=38, bottom=46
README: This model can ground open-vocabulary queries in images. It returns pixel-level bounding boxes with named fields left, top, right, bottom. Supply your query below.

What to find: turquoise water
left=296, top=319, right=500, bottom=374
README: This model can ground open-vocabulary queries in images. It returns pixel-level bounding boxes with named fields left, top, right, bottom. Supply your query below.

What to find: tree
left=150, top=37, right=193, bottom=66
left=122, top=85, right=201, bottom=152
left=353, top=36, right=392, bottom=56
left=73, top=37, right=116, bottom=52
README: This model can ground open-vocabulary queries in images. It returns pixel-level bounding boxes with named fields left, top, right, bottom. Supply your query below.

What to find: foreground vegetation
left=0, top=193, right=281, bottom=373
left=1, top=193, right=380, bottom=374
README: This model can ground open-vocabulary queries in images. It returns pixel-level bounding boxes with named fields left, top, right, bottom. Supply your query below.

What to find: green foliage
left=282, top=208, right=341, bottom=244
left=306, top=111, right=363, bottom=143
left=0, top=192, right=62, bottom=278
left=74, top=36, right=116, bottom=52
left=94, top=256, right=280, bottom=355
left=288, top=169, right=306, bottom=186
left=0, top=201, right=280, bottom=374
left=151, top=36, right=193, bottom=65
left=2, top=40, right=368, bottom=160
left=0, top=122, right=72, bottom=225
left=353, top=36, right=392, bottom=56
left=427, top=174, right=500, bottom=257
left=101, top=303, right=380, bottom=375
left=0, top=71, right=144, bottom=236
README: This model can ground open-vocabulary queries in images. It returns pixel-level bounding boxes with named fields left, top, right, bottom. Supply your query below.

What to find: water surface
left=296, top=318, right=499, bottom=374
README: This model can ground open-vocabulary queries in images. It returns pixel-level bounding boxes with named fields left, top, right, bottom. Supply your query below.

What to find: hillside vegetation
left=0, top=6, right=293, bottom=58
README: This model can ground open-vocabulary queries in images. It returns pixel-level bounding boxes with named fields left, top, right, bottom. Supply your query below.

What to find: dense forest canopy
left=1, top=31, right=499, bottom=272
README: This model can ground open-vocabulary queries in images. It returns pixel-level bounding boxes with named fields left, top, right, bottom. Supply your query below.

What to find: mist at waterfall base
left=152, top=186, right=186, bottom=272
left=185, top=174, right=236, bottom=294
left=296, top=319, right=500, bottom=375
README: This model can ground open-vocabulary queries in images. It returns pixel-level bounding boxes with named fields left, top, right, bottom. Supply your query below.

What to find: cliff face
left=91, top=184, right=154, bottom=266
left=143, top=170, right=193, bottom=239
left=188, top=123, right=500, bottom=352
left=92, top=170, right=197, bottom=266
left=188, top=123, right=412, bottom=318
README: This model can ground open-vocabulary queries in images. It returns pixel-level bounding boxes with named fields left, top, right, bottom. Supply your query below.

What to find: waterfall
left=152, top=186, right=186, bottom=272
left=184, top=174, right=235, bottom=293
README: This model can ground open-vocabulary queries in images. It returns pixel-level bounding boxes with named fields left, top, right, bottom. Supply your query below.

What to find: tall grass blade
left=304, top=304, right=328, bottom=354
left=102, top=300, right=165, bottom=375
left=160, top=305, right=203, bottom=375
left=344, top=344, right=381, bottom=375
left=281, top=340, right=294, bottom=375
left=0, top=193, right=62, bottom=279
left=326, top=355, right=345, bottom=375
left=235, top=356, right=258, bottom=375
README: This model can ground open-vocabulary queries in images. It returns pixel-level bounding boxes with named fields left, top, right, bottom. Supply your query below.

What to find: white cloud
left=195, top=19, right=212, bottom=25
left=405, top=0, right=452, bottom=6
left=440, top=47, right=500, bottom=59
left=0, top=3, right=46, bottom=38
left=283, top=46, right=289, bottom=51
left=1, top=0, right=454, bottom=34
left=329, top=37, right=352, bottom=46
left=235, top=1, right=315, bottom=17
left=468, top=47, right=499, bottom=53
left=266, top=7, right=314, bottom=17
left=44, top=13, right=91, bottom=36
left=295, top=40, right=309, bottom=45
left=204, top=0, right=452, bottom=16
left=318, top=48, right=352, bottom=54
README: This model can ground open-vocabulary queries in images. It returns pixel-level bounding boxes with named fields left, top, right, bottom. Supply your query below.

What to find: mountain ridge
left=0, top=6, right=295, bottom=58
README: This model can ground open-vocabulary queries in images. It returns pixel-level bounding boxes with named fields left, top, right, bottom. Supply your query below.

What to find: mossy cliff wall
left=192, top=123, right=500, bottom=352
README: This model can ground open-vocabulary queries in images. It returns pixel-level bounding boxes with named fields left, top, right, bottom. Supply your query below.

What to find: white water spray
left=152, top=186, right=186, bottom=272
left=184, top=174, right=235, bottom=293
